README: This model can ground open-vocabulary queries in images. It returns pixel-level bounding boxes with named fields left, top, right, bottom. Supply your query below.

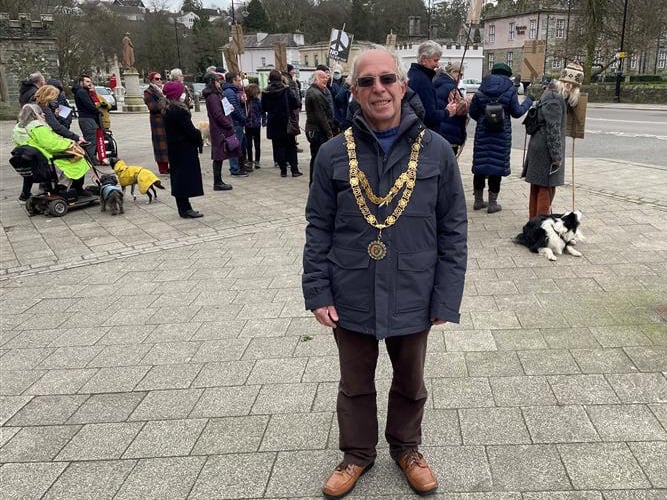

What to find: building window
left=508, top=22, right=515, bottom=41
left=304, top=55, right=309, bottom=66
left=529, top=19, right=537, bottom=39
left=314, top=54, right=318, bottom=66
left=261, top=57, right=266, bottom=66
left=555, top=18, right=565, bottom=38
left=507, top=51, right=513, bottom=67
left=488, top=24, right=495, bottom=43
left=488, top=52, right=495, bottom=71
left=630, top=54, right=638, bottom=69
left=551, top=57, right=563, bottom=70
left=658, top=51, right=666, bottom=69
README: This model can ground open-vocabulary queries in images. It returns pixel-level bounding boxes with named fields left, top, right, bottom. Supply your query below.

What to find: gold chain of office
left=345, top=127, right=424, bottom=230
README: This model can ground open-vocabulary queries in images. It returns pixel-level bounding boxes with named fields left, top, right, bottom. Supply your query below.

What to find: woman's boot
left=473, top=189, right=487, bottom=210
left=213, top=162, right=232, bottom=191
left=487, top=191, right=502, bottom=213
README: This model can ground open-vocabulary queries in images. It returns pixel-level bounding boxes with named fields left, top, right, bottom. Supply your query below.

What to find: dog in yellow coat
left=111, top=158, right=165, bottom=203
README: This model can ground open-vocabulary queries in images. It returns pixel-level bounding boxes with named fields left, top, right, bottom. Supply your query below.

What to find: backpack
left=478, top=91, right=505, bottom=132
left=9, top=145, right=51, bottom=182
left=522, top=101, right=542, bottom=135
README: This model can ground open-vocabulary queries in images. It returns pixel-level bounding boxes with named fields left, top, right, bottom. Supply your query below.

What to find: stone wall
left=582, top=84, right=667, bottom=104
left=0, top=15, right=59, bottom=119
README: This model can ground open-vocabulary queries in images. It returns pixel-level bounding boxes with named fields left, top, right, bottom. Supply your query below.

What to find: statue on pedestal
left=122, top=32, right=135, bottom=70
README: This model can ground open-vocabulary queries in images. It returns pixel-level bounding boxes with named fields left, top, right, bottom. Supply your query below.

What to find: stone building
left=0, top=13, right=59, bottom=117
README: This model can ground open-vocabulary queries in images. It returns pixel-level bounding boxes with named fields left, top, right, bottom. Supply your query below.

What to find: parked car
left=461, top=78, right=482, bottom=93
left=94, top=86, right=117, bottom=111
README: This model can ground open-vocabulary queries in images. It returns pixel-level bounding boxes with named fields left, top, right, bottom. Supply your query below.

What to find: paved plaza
left=0, top=106, right=666, bottom=499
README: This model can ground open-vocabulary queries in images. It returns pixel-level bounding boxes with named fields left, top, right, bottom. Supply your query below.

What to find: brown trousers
left=333, top=326, right=429, bottom=466
left=529, top=184, right=556, bottom=219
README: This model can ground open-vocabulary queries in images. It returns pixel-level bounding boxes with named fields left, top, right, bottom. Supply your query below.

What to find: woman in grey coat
left=522, top=80, right=567, bottom=218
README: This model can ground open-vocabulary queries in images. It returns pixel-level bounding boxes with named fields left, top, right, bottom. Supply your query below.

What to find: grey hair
left=29, top=71, right=45, bottom=85
left=169, top=68, right=183, bottom=80
left=417, top=40, right=442, bottom=60
left=17, top=103, right=44, bottom=127
left=350, top=44, right=407, bottom=87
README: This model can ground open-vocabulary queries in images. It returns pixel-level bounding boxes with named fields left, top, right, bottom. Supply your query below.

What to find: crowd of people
left=10, top=40, right=587, bottom=498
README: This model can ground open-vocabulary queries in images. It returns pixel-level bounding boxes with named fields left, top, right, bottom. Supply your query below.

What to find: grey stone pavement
left=0, top=105, right=665, bottom=499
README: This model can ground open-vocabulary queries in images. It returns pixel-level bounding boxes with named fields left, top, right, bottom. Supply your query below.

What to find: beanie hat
left=147, top=71, right=161, bottom=82
left=286, top=64, right=294, bottom=72
left=162, top=81, right=185, bottom=100
left=316, top=64, right=330, bottom=72
left=215, top=66, right=226, bottom=73
left=559, top=62, right=584, bottom=86
left=491, top=62, right=512, bottom=77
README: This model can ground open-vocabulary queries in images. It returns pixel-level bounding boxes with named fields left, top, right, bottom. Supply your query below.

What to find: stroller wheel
left=48, top=198, right=68, bottom=217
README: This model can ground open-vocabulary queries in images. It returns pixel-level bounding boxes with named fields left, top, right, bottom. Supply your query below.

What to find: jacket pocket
left=327, top=247, right=371, bottom=312
left=395, top=249, right=437, bottom=313
left=402, top=165, right=439, bottom=216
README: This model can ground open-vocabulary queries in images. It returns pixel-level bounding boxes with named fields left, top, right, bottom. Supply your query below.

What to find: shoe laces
left=402, top=449, right=425, bottom=468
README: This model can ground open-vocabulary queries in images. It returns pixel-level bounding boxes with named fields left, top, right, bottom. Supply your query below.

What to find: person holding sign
left=522, top=63, right=584, bottom=218
left=303, top=46, right=467, bottom=499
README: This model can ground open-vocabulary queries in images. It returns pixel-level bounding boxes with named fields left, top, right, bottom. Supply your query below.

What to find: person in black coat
left=161, top=81, right=205, bottom=218
left=261, top=70, right=303, bottom=178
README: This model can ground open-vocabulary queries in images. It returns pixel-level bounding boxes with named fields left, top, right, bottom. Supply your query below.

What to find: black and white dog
left=514, top=211, right=584, bottom=261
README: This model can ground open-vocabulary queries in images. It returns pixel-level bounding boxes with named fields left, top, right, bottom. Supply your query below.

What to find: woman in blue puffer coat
left=434, top=62, right=468, bottom=156
left=469, top=63, right=532, bottom=213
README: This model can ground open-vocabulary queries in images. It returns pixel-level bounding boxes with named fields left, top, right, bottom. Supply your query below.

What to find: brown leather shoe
left=322, top=461, right=373, bottom=499
left=397, top=449, right=438, bottom=495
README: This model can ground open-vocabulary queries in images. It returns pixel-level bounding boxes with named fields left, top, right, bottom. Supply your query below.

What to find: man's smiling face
left=351, top=50, right=407, bottom=131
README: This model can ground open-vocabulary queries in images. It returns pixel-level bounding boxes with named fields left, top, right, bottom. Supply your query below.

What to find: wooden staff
left=571, top=139, right=576, bottom=210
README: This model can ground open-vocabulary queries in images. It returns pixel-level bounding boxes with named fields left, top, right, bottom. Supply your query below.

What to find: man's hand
left=431, top=318, right=447, bottom=325
left=445, top=101, right=457, bottom=117
left=313, top=306, right=339, bottom=328
left=77, top=137, right=87, bottom=145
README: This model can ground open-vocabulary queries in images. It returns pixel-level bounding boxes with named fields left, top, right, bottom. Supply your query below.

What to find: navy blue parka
left=302, top=103, right=468, bottom=339
left=469, top=74, right=532, bottom=176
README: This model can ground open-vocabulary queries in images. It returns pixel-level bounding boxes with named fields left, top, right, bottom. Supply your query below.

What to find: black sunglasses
left=356, top=73, right=399, bottom=88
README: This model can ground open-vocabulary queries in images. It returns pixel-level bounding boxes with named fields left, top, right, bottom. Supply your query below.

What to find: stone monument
left=120, top=32, right=146, bottom=112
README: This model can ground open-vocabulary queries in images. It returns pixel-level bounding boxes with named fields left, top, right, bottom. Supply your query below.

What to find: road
left=468, top=104, right=667, bottom=167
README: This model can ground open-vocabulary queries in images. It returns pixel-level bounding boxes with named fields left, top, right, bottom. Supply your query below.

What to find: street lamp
left=613, top=0, right=629, bottom=102
left=172, top=18, right=182, bottom=68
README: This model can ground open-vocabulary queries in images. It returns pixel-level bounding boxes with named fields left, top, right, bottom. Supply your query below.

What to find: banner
left=231, top=24, right=245, bottom=55
left=329, top=28, right=353, bottom=62
left=521, top=40, right=545, bottom=81
left=224, top=47, right=240, bottom=74
left=273, top=42, right=287, bottom=72
left=386, top=32, right=397, bottom=49
left=466, top=0, right=483, bottom=24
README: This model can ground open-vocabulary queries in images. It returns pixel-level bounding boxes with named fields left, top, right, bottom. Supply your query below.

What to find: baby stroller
left=96, top=128, right=118, bottom=164
left=9, top=145, right=101, bottom=217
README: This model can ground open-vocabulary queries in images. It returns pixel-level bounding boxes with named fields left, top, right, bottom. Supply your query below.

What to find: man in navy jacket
left=303, top=46, right=467, bottom=499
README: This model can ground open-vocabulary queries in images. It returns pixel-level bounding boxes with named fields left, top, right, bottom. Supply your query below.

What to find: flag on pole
left=329, top=28, right=353, bottom=62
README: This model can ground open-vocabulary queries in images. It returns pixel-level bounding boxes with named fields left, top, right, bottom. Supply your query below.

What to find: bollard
left=194, top=97, right=200, bottom=112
